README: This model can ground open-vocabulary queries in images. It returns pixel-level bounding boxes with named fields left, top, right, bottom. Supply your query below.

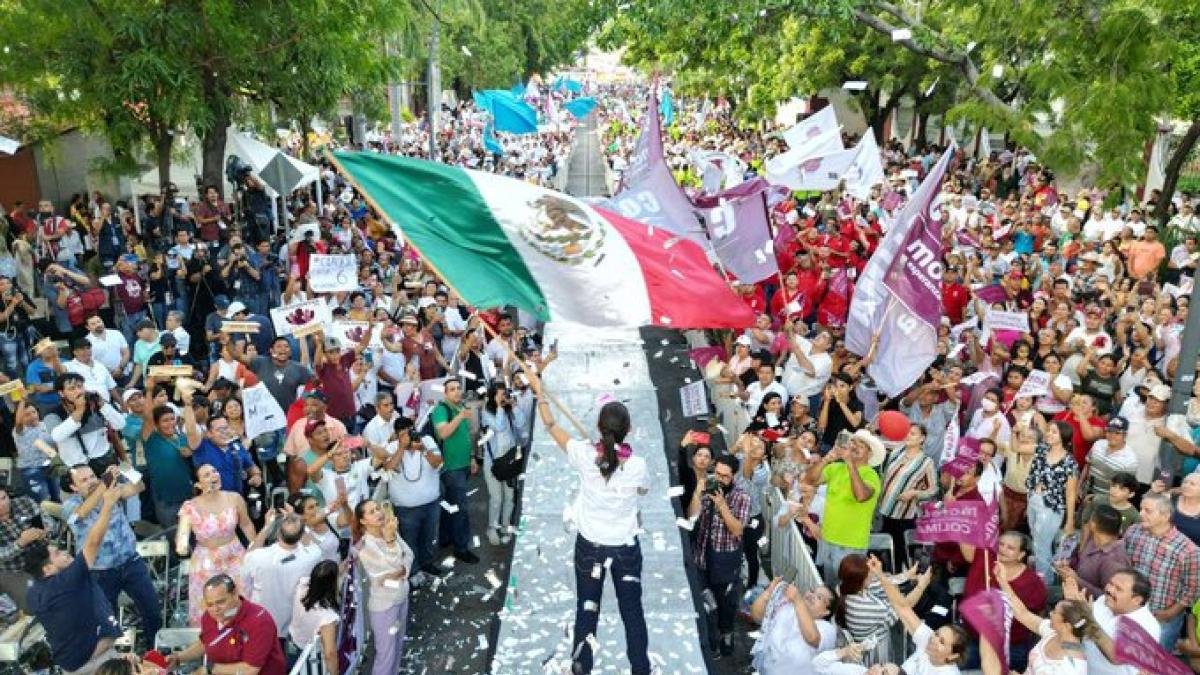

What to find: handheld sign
left=270, top=299, right=331, bottom=337
left=148, top=365, right=194, bottom=378
left=242, top=383, right=287, bottom=440
left=308, top=254, right=359, bottom=293
left=220, top=321, right=261, bottom=334
left=0, top=380, right=24, bottom=401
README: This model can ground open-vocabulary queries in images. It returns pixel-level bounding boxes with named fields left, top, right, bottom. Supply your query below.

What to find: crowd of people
left=2, top=74, right=1199, bottom=675
left=0, top=92, right=576, bottom=675
left=596, top=94, right=1200, bottom=674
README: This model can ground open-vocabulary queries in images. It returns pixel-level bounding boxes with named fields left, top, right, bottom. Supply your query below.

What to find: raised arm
left=867, top=556, right=922, bottom=635
left=528, top=372, right=570, bottom=451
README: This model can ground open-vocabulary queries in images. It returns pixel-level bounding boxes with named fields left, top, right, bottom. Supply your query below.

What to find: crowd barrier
left=288, top=639, right=329, bottom=675
left=762, top=485, right=823, bottom=593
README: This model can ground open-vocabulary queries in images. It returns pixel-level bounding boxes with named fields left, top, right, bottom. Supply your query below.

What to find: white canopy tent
left=129, top=128, right=321, bottom=234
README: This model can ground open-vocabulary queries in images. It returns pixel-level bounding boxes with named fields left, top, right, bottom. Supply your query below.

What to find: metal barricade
left=288, top=639, right=329, bottom=675
left=763, top=486, right=822, bottom=592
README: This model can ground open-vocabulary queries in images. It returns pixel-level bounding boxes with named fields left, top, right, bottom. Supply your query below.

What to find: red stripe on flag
left=597, top=207, right=755, bottom=329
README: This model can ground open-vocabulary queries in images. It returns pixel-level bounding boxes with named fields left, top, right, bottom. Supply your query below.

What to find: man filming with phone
left=61, top=464, right=161, bottom=648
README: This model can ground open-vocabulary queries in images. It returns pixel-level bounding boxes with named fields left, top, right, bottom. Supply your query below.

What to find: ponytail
left=595, top=402, right=631, bottom=482
left=598, top=431, right=619, bottom=481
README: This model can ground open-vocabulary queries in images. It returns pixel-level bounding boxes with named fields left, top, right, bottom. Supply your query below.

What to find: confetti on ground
left=440, top=501, right=459, bottom=514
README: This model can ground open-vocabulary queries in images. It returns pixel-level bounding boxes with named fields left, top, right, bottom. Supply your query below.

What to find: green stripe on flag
left=333, top=151, right=548, bottom=319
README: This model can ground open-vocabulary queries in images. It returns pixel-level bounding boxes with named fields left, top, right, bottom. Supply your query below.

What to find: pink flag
left=960, top=589, right=1010, bottom=674
left=915, top=498, right=998, bottom=549
left=974, top=285, right=1007, bottom=305
left=688, top=345, right=727, bottom=370
left=942, top=436, right=982, bottom=479
left=1114, top=616, right=1192, bottom=675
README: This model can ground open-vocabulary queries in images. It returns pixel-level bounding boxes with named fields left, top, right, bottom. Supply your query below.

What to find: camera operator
left=44, top=372, right=127, bottom=476
left=687, top=453, right=751, bottom=658
left=220, top=242, right=263, bottom=315
left=146, top=184, right=192, bottom=248
left=194, top=185, right=231, bottom=249
left=238, top=171, right=273, bottom=244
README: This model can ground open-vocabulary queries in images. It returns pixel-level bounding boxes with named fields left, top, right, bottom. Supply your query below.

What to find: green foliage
left=601, top=0, right=1199, bottom=187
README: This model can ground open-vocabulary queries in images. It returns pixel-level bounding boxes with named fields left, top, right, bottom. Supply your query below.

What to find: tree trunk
left=1154, top=117, right=1200, bottom=225
left=870, top=97, right=898, bottom=143
left=915, top=108, right=930, bottom=148
left=201, top=114, right=229, bottom=198
left=155, top=130, right=174, bottom=192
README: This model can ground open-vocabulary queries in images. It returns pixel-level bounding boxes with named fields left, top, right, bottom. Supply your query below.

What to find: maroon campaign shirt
left=198, top=598, right=286, bottom=675
left=317, top=351, right=357, bottom=421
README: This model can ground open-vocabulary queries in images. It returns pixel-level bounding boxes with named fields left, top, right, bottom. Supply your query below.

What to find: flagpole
left=984, top=547, right=991, bottom=590
left=323, top=147, right=591, bottom=440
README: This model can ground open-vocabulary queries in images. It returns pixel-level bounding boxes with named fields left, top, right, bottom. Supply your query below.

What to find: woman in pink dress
left=175, top=464, right=257, bottom=625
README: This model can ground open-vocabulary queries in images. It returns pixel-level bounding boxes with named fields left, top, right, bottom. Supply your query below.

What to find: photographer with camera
left=220, top=241, right=263, bottom=315
left=61, top=463, right=161, bottom=647
left=45, top=372, right=127, bottom=476
left=228, top=158, right=273, bottom=244
left=146, top=184, right=191, bottom=249
left=687, top=453, right=751, bottom=658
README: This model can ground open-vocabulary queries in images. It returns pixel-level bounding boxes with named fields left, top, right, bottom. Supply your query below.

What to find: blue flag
left=484, top=120, right=503, bottom=155
left=660, top=88, right=674, bottom=126
left=564, top=78, right=584, bottom=94
left=563, top=97, right=598, bottom=120
left=476, top=89, right=538, bottom=135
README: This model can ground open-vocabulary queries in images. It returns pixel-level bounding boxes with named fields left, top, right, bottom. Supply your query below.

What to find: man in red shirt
left=168, top=574, right=286, bottom=675
left=941, top=265, right=970, bottom=325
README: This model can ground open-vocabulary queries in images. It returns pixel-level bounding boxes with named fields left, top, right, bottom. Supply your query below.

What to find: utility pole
left=387, top=40, right=403, bottom=152
left=426, top=4, right=441, bottom=162
left=1162, top=276, right=1200, bottom=481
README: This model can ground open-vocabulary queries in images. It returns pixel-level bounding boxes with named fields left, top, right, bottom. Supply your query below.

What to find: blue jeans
left=148, top=302, right=168, bottom=329
left=19, top=467, right=59, bottom=503
left=1160, top=609, right=1186, bottom=651
left=397, top=500, right=440, bottom=572
left=119, top=310, right=148, bottom=348
left=438, top=469, right=471, bottom=552
left=92, top=556, right=161, bottom=641
left=572, top=535, right=650, bottom=675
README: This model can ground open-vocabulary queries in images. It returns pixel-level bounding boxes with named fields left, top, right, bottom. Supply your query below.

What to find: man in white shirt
left=63, top=338, right=119, bottom=403
left=1121, top=384, right=1194, bottom=486
left=780, top=324, right=833, bottom=407
left=1066, top=569, right=1159, bottom=675
left=484, top=314, right=518, bottom=367
left=383, top=419, right=444, bottom=581
left=741, top=361, right=788, bottom=416
left=162, top=310, right=190, bottom=356
left=84, top=316, right=129, bottom=380
left=362, top=391, right=401, bottom=457
left=308, top=442, right=376, bottom=532
left=240, top=513, right=322, bottom=639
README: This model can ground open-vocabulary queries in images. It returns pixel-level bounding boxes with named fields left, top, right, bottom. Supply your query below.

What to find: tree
left=602, top=0, right=1190, bottom=191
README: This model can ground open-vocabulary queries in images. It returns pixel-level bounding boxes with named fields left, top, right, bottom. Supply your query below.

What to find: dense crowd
left=598, top=94, right=1200, bottom=674
left=2, top=76, right=1199, bottom=675
left=0, top=93, right=573, bottom=675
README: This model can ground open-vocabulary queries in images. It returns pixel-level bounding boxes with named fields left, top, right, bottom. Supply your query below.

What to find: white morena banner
left=243, top=383, right=288, bottom=440
left=1015, top=369, right=1051, bottom=399
left=329, top=321, right=385, bottom=349
left=309, top=254, right=359, bottom=293
left=270, top=299, right=332, bottom=337
left=986, top=309, right=1030, bottom=333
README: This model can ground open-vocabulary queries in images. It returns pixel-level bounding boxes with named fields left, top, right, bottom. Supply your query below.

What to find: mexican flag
left=332, top=151, right=754, bottom=329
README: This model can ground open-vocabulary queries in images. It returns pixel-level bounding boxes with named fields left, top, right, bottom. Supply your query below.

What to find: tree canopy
left=601, top=0, right=1199, bottom=200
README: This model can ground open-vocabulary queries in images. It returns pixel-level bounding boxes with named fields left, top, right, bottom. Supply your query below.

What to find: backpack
left=65, top=286, right=106, bottom=327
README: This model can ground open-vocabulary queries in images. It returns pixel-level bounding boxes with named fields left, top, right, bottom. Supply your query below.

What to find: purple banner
left=915, top=498, right=998, bottom=549
left=974, top=284, right=1007, bottom=305
left=1114, top=616, right=1192, bottom=675
left=960, top=589, right=1010, bottom=675
left=846, top=146, right=955, bottom=397
left=942, top=436, right=982, bottom=479
left=688, top=345, right=727, bottom=370
left=705, top=192, right=779, bottom=284
left=605, top=91, right=704, bottom=246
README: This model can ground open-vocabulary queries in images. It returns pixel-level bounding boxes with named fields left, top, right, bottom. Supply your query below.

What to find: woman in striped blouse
left=877, top=424, right=937, bottom=569
left=836, top=553, right=934, bottom=666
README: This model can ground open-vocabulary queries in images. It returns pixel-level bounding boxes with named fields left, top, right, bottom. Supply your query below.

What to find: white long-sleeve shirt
left=46, top=403, right=126, bottom=466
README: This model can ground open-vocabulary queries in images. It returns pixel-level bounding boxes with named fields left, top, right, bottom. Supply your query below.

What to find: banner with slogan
left=1014, top=369, right=1050, bottom=399
left=243, top=383, right=288, bottom=440
left=847, top=146, right=955, bottom=397
left=915, top=498, right=998, bottom=549
left=309, top=254, right=359, bottom=293
left=986, top=309, right=1031, bottom=333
